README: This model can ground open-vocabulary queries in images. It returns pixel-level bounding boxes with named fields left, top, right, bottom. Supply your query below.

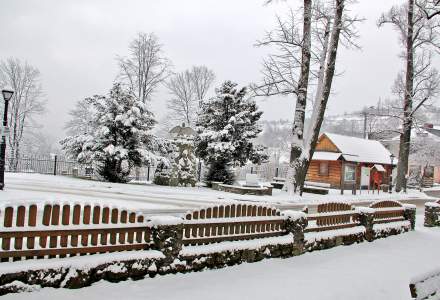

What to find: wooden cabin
left=306, top=133, right=396, bottom=190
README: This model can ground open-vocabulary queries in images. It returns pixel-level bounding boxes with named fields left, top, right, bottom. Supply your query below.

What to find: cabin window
left=319, top=162, right=329, bottom=176
left=344, top=165, right=356, bottom=182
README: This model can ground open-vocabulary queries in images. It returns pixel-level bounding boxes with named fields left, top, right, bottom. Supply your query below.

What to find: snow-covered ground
left=3, top=173, right=431, bottom=216
left=3, top=213, right=439, bottom=300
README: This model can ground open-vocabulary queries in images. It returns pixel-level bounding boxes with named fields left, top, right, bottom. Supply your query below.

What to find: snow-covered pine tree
left=195, top=81, right=268, bottom=184
left=61, top=83, right=164, bottom=183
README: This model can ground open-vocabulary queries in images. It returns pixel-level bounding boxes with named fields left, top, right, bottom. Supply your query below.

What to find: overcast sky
left=0, top=0, right=413, bottom=141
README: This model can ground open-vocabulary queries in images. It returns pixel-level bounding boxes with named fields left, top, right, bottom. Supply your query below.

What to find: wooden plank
left=42, top=205, right=51, bottom=226
left=62, top=205, right=70, bottom=225
left=51, top=205, right=60, bottom=226
left=16, top=206, right=25, bottom=227
left=120, top=210, right=128, bottom=223
left=0, top=227, right=151, bottom=238
left=73, top=205, right=81, bottom=225
left=28, top=205, right=37, bottom=227
left=0, top=244, right=151, bottom=259
left=102, top=207, right=110, bottom=224
left=83, top=205, right=91, bottom=225
left=4, top=207, right=13, bottom=228
left=92, top=206, right=101, bottom=224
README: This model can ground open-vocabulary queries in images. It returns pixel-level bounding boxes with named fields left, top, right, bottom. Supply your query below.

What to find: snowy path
left=3, top=215, right=439, bottom=300
left=3, top=173, right=433, bottom=216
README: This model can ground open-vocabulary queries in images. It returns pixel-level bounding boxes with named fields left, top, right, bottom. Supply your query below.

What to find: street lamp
left=0, top=89, right=14, bottom=191
left=389, top=153, right=395, bottom=194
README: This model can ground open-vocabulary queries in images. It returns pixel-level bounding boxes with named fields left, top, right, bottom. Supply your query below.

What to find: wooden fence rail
left=369, top=200, right=405, bottom=224
left=305, top=202, right=359, bottom=233
left=183, top=204, right=286, bottom=246
left=0, top=203, right=151, bottom=262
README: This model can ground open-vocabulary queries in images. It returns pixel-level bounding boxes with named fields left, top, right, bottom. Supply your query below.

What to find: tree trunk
left=285, top=0, right=345, bottom=196
left=396, top=0, right=414, bottom=192
left=284, top=0, right=313, bottom=194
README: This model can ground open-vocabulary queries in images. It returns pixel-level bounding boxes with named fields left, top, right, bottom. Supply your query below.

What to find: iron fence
left=4, top=156, right=161, bottom=182
left=234, top=163, right=289, bottom=182
left=4, top=154, right=284, bottom=183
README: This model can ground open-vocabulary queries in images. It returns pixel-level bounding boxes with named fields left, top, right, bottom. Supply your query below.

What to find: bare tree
left=0, top=57, right=45, bottom=168
left=166, top=70, right=196, bottom=126
left=254, top=0, right=360, bottom=194
left=417, top=0, right=440, bottom=19
left=64, top=98, right=96, bottom=136
left=378, top=0, right=440, bottom=192
left=166, top=66, right=215, bottom=127
left=191, top=65, right=215, bottom=108
left=117, top=32, right=171, bottom=103
left=253, top=1, right=312, bottom=194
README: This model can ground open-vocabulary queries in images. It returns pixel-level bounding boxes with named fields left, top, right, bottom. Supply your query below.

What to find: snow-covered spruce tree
left=195, top=81, right=268, bottom=184
left=61, top=83, right=165, bottom=183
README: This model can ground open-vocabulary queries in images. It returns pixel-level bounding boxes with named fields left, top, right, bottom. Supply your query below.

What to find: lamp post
left=389, top=153, right=395, bottom=194
left=0, top=89, right=14, bottom=191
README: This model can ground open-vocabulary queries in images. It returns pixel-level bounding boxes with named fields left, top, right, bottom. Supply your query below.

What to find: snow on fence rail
left=183, top=204, right=286, bottom=245
left=0, top=203, right=151, bottom=262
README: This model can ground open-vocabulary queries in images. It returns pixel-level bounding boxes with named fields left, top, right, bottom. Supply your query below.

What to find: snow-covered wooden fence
left=410, top=267, right=440, bottom=300
left=183, top=204, right=286, bottom=246
left=0, top=200, right=418, bottom=295
left=369, top=200, right=405, bottom=224
left=0, top=203, right=151, bottom=262
left=0, top=200, right=416, bottom=264
left=305, top=202, right=359, bottom=233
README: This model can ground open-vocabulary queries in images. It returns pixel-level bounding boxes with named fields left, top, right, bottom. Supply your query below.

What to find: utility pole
left=362, top=110, right=368, bottom=139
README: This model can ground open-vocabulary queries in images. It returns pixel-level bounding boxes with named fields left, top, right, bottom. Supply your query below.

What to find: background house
left=379, top=123, right=440, bottom=186
left=307, top=133, right=395, bottom=190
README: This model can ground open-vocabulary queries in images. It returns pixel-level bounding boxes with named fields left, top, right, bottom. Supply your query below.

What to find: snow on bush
left=426, top=202, right=440, bottom=208
left=355, top=207, right=375, bottom=214
left=148, top=216, right=183, bottom=226
left=305, top=226, right=366, bottom=243
left=373, top=221, right=411, bottom=232
left=180, top=234, right=294, bottom=256
left=282, top=210, right=307, bottom=221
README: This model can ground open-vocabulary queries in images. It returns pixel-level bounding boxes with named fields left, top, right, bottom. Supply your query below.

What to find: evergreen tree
left=195, top=81, right=267, bottom=183
left=61, top=83, right=167, bottom=183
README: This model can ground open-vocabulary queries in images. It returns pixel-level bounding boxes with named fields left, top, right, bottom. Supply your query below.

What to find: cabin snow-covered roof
left=311, top=152, right=342, bottom=161
left=314, top=133, right=394, bottom=165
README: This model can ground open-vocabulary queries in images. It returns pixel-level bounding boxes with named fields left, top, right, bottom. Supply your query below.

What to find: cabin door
left=360, top=167, right=370, bottom=189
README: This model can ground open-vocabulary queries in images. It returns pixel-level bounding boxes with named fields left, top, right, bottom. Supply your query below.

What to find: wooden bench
left=305, top=202, right=359, bottom=233
left=183, top=204, right=286, bottom=246
left=410, top=267, right=440, bottom=299
left=0, top=202, right=151, bottom=262
left=271, top=177, right=285, bottom=189
left=270, top=178, right=330, bottom=194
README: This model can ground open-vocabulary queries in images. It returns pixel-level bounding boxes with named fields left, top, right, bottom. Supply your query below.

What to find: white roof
left=373, top=164, right=386, bottom=172
left=312, top=152, right=342, bottom=161
left=323, top=133, right=394, bottom=165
